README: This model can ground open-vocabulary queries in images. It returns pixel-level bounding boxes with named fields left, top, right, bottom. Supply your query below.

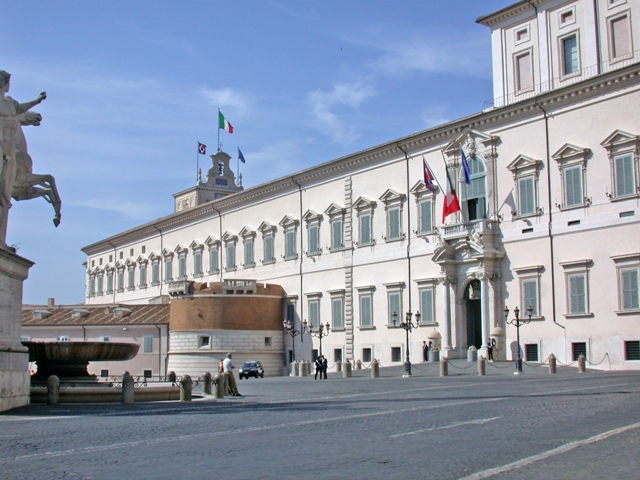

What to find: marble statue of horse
left=14, top=111, right=61, bottom=227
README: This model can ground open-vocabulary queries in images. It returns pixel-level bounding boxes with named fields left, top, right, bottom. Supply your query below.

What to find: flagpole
left=217, top=108, right=221, bottom=152
left=237, top=149, right=240, bottom=187
left=196, top=144, right=200, bottom=185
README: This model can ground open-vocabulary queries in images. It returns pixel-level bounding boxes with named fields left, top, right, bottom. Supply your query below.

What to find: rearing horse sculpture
left=14, top=111, right=61, bottom=227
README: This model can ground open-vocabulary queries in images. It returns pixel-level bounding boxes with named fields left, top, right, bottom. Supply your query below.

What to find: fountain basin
left=23, top=341, right=140, bottom=380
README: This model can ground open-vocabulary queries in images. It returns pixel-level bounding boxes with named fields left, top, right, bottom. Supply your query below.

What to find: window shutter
left=388, top=292, right=401, bottom=324
left=360, top=295, right=372, bottom=327
left=179, top=257, right=186, bottom=278
left=265, top=237, right=273, bottom=261
left=360, top=214, right=371, bottom=244
left=570, top=275, right=586, bottom=313
left=308, top=301, right=319, bottom=329
left=615, top=154, right=634, bottom=197
left=622, top=269, right=639, bottom=310
left=611, top=16, right=631, bottom=58
left=286, top=231, right=295, bottom=258
left=420, top=289, right=433, bottom=323
left=389, top=208, right=400, bottom=239
left=523, top=280, right=538, bottom=316
left=332, top=220, right=342, bottom=249
left=516, top=52, right=533, bottom=90
left=226, top=245, right=234, bottom=269
left=420, top=201, right=432, bottom=234
left=194, top=253, right=202, bottom=275
left=332, top=298, right=343, bottom=329
left=565, top=166, right=582, bottom=206
left=245, top=241, right=253, bottom=266
left=309, top=226, right=318, bottom=253
left=519, top=177, right=534, bottom=215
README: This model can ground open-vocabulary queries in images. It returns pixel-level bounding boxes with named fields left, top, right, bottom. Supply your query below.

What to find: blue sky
left=2, top=0, right=508, bottom=305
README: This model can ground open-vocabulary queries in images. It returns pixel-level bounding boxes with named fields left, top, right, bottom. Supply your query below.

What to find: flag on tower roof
left=198, top=142, right=206, bottom=155
left=238, top=148, right=246, bottom=164
left=218, top=111, right=233, bottom=134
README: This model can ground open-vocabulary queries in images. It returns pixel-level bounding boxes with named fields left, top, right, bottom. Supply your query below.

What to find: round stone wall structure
left=167, top=280, right=285, bottom=377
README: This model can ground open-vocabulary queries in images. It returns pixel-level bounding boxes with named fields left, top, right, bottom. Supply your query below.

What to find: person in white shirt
left=222, top=353, right=242, bottom=396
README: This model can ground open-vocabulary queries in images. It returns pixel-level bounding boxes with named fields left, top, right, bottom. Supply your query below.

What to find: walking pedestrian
left=322, top=356, right=328, bottom=379
left=314, top=355, right=323, bottom=380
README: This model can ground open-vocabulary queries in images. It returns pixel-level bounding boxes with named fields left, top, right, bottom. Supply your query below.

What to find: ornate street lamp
left=391, top=310, right=421, bottom=377
left=504, top=305, right=533, bottom=375
left=283, top=318, right=306, bottom=362
left=306, top=320, right=330, bottom=357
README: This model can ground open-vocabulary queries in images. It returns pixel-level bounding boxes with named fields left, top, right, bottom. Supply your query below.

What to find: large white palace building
left=81, top=0, right=640, bottom=371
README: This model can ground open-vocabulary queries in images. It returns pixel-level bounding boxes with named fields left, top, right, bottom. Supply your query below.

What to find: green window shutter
left=309, top=226, right=318, bottom=253
left=388, top=292, right=401, bottom=324
left=420, top=289, right=433, bottom=323
left=178, top=257, right=186, bottom=279
left=286, top=231, right=296, bottom=258
left=518, top=177, right=534, bottom=215
left=332, top=220, right=343, bottom=249
left=622, top=269, right=639, bottom=310
left=360, top=214, right=371, bottom=244
left=332, top=298, right=343, bottom=329
left=389, top=208, right=400, bottom=239
left=420, top=200, right=432, bottom=234
left=244, top=241, right=253, bottom=266
left=308, top=300, right=319, bottom=329
left=194, top=252, right=202, bottom=275
left=523, top=280, right=538, bottom=316
left=264, top=237, right=273, bottom=261
left=570, top=275, right=586, bottom=313
left=615, top=154, right=634, bottom=197
left=226, top=245, right=234, bottom=269
left=360, top=295, right=372, bottom=327
left=565, top=166, right=583, bottom=206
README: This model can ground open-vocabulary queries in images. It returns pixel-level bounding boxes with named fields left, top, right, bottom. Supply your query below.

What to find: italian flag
left=218, top=111, right=233, bottom=133
left=442, top=165, right=461, bottom=223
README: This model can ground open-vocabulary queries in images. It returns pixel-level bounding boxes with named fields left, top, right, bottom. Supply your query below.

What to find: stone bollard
left=223, top=372, right=230, bottom=395
left=180, top=374, right=193, bottom=401
left=439, top=357, right=448, bottom=377
left=202, top=372, right=212, bottom=394
left=343, top=359, right=352, bottom=378
left=336, top=361, right=342, bottom=373
left=291, top=361, right=299, bottom=377
left=548, top=354, right=557, bottom=374
left=300, top=361, right=308, bottom=377
left=429, top=349, right=440, bottom=363
left=371, top=359, right=379, bottom=378
left=213, top=375, right=225, bottom=399
left=478, top=356, right=486, bottom=376
left=122, top=371, right=134, bottom=404
left=467, top=346, right=477, bottom=362
left=167, top=371, right=176, bottom=383
left=355, top=359, right=362, bottom=371
left=578, top=354, right=586, bottom=373
left=47, top=375, right=60, bottom=405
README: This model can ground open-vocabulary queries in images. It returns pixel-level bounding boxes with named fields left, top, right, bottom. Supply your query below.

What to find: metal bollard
left=355, top=359, right=362, bottom=371
left=122, top=371, right=134, bottom=404
left=167, top=371, right=176, bottom=383
left=343, top=359, right=352, bottom=378
left=291, top=361, right=299, bottom=377
left=439, top=357, right=448, bottom=377
left=47, top=375, right=60, bottom=405
left=478, top=356, right=486, bottom=376
left=180, top=374, right=193, bottom=401
left=578, top=354, right=586, bottom=373
left=336, top=361, right=342, bottom=373
left=213, top=375, right=225, bottom=398
left=202, top=372, right=212, bottom=394
left=371, top=359, right=379, bottom=378
left=548, top=354, right=557, bottom=374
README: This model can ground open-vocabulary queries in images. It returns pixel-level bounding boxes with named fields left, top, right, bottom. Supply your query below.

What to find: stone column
left=440, top=277, right=455, bottom=352
left=478, top=273, right=490, bottom=357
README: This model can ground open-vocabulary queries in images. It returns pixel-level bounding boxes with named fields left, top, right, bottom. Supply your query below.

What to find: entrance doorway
left=465, top=280, right=482, bottom=348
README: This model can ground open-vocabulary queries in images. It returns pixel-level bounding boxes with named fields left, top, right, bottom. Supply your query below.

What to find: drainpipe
left=155, top=324, right=163, bottom=376
left=152, top=224, right=164, bottom=297
left=81, top=325, right=87, bottom=341
left=211, top=205, right=223, bottom=282
left=291, top=177, right=304, bottom=329
left=533, top=97, right=567, bottom=362
left=396, top=144, right=414, bottom=315
left=592, top=0, right=602, bottom=74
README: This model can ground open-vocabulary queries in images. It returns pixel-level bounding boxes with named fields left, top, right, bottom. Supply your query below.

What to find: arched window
left=460, top=155, right=487, bottom=221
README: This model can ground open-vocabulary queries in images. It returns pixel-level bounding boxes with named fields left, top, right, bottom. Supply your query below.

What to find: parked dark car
left=238, top=361, right=264, bottom=379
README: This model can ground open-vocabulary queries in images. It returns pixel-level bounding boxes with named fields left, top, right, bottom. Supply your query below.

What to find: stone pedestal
left=0, top=248, right=34, bottom=412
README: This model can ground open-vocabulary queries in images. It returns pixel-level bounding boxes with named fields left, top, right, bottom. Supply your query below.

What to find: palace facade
left=81, top=0, right=640, bottom=372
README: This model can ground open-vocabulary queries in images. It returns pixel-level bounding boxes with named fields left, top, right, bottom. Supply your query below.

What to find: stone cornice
left=476, top=0, right=541, bottom=27
left=82, top=62, right=640, bottom=256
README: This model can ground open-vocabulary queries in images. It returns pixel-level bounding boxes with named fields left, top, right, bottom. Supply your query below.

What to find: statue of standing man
left=0, top=70, right=47, bottom=247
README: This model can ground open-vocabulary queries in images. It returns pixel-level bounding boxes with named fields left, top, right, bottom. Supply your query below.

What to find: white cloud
left=199, top=87, right=251, bottom=117
left=307, top=82, right=376, bottom=144
left=66, top=199, right=165, bottom=221
left=420, top=105, right=452, bottom=129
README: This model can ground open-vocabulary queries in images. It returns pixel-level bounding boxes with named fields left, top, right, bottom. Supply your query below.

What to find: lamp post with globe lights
left=504, top=305, right=533, bottom=375
left=283, top=318, right=306, bottom=362
left=391, top=310, right=421, bottom=377
left=306, top=320, right=330, bottom=357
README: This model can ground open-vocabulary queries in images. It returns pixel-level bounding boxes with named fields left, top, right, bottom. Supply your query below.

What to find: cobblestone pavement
left=2, top=361, right=640, bottom=480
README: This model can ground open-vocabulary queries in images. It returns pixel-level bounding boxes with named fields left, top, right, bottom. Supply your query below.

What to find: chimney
left=47, top=298, right=55, bottom=308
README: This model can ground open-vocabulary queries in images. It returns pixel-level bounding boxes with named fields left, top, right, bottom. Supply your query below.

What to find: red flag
left=198, top=142, right=206, bottom=155
left=423, top=158, right=435, bottom=191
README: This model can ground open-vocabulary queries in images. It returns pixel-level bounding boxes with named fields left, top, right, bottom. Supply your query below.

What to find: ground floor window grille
left=288, top=350, right=294, bottom=363
left=525, top=344, right=539, bottom=362
left=143, top=370, right=152, bottom=378
left=572, top=342, right=587, bottom=361
left=100, top=370, right=109, bottom=378
left=625, top=341, right=640, bottom=361
left=334, top=349, right=343, bottom=363
left=362, top=348, right=372, bottom=363
left=312, top=349, right=318, bottom=362
left=391, top=347, right=402, bottom=362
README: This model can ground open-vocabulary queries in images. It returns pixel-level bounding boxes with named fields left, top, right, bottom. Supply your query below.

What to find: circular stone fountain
left=23, top=341, right=140, bottom=380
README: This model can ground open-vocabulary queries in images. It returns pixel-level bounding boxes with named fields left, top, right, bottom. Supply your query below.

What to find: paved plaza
left=2, top=361, right=640, bottom=479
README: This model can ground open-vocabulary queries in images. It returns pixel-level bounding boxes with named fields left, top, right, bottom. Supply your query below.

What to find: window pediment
left=443, top=129, right=499, bottom=156
left=136, top=255, right=148, bottom=265
left=174, top=244, right=188, bottom=254
left=204, top=236, right=219, bottom=247
left=353, top=197, right=377, bottom=211
left=238, top=226, right=256, bottom=239
left=161, top=248, right=174, bottom=258
left=552, top=143, right=591, bottom=165
left=600, top=129, right=640, bottom=150
left=125, top=258, right=136, bottom=267
left=379, top=189, right=406, bottom=205
left=507, top=155, right=543, bottom=174
left=324, top=203, right=346, bottom=218
left=258, top=221, right=277, bottom=235
left=190, top=240, right=204, bottom=252
left=302, top=210, right=323, bottom=223
left=279, top=215, right=300, bottom=229
left=222, top=231, right=237, bottom=244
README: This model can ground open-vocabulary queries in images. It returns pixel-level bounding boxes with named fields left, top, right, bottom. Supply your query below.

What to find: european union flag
left=238, top=148, right=246, bottom=164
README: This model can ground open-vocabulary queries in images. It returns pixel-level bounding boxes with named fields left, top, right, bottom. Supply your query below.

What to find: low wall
left=30, top=385, right=181, bottom=403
